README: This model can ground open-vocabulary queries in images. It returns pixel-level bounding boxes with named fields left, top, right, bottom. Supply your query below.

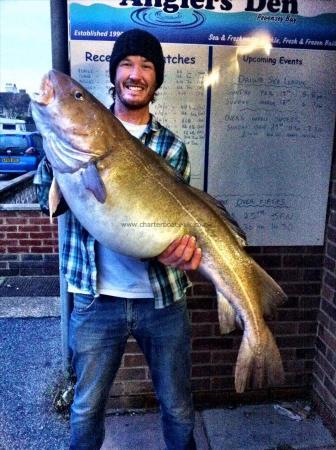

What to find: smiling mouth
left=125, top=84, right=145, bottom=92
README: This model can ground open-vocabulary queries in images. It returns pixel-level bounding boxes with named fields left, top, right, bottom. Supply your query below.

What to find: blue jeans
left=69, top=294, right=196, bottom=450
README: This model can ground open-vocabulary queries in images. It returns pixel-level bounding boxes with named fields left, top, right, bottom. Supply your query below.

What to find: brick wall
left=0, top=210, right=59, bottom=276
left=312, top=159, right=336, bottom=434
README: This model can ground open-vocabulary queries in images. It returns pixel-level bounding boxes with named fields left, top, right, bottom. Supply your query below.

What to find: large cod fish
left=31, top=70, right=286, bottom=393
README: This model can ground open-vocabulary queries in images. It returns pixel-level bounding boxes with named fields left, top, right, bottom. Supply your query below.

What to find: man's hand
left=158, top=235, right=202, bottom=271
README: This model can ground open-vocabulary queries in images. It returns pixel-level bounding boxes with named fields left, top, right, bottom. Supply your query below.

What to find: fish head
left=30, top=70, right=115, bottom=173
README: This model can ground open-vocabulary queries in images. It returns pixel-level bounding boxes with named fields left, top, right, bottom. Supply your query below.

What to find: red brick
left=191, top=311, right=218, bottom=323
left=268, top=322, right=298, bottom=335
left=29, top=232, right=53, bottom=239
left=281, top=283, right=320, bottom=295
left=43, top=240, right=58, bottom=246
left=253, top=254, right=282, bottom=267
left=41, top=225, right=56, bottom=232
left=284, top=360, right=305, bottom=372
left=324, top=272, right=336, bottom=290
left=315, top=352, right=335, bottom=381
left=298, top=322, right=317, bottom=334
left=192, top=324, right=213, bottom=337
left=211, top=376, right=234, bottom=390
left=192, top=365, right=210, bottom=377
left=115, top=368, right=147, bottom=381
left=191, top=378, right=211, bottom=391
left=277, top=335, right=315, bottom=348
left=187, top=271, right=207, bottom=282
left=19, top=240, right=42, bottom=246
left=267, top=268, right=301, bottom=282
left=29, top=218, right=52, bottom=225
left=123, top=381, right=153, bottom=394
left=211, top=350, right=238, bottom=364
left=18, top=225, right=40, bottom=232
left=322, top=328, right=336, bottom=352
left=0, top=240, right=18, bottom=247
left=0, top=226, right=17, bottom=232
left=5, top=218, right=27, bottom=225
left=7, top=233, right=29, bottom=239
left=320, top=284, right=334, bottom=302
left=30, top=247, right=53, bottom=253
left=109, top=382, right=125, bottom=396
left=192, top=283, right=216, bottom=296
left=22, top=211, right=41, bottom=217
left=123, top=354, right=147, bottom=367
left=324, top=373, right=336, bottom=398
left=125, top=341, right=142, bottom=353
left=1, top=211, right=18, bottom=217
left=317, top=310, right=330, bottom=328
left=327, top=225, right=336, bottom=243
left=326, top=242, right=336, bottom=259
left=191, top=351, right=211, bottom=364
left=187, top=297, right=214, bottom=309
left=324, top=255, right=336, bottom=272
left=7, top=246, right=29, bottom=253
left=329, top=210, right=336, bottom=227
left=299, top=296, right=320, bottom=308
left=283, top=254, right=323, bottom=267
left=210, top=365, right=234, bottom=376
left=192, top=337, right=232, bottom=351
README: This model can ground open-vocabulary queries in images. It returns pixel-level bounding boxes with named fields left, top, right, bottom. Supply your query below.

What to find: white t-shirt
left=68, top=119, right=154, bottom=298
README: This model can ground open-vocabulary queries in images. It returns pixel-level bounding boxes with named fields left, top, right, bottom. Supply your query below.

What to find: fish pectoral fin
left=81, top=161, right=107, bottom=203
left=48, top=178, right=61, bottom=223
left=217, top=292, right=242, bottom=334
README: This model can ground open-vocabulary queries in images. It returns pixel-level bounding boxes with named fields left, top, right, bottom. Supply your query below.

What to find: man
left=35, top=29, right=200, bottom=450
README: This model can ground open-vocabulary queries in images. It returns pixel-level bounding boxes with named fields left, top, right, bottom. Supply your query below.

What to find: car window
left=2, top=124, right=17, bottom=130
left=0, top=134, right=29, bottom=150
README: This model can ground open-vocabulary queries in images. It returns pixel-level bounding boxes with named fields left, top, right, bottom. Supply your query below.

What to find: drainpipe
left=50, top=0, right=72, bottom=374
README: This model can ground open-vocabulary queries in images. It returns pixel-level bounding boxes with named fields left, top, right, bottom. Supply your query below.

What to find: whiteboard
left=208, top=47, right=336, bottom=245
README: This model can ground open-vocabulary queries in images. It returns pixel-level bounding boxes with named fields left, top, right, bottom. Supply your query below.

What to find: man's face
left=114, top=55, right=157, bottom=109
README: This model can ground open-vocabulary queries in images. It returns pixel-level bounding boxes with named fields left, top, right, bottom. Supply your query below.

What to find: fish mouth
left=31, top=72, right=55, bottom=105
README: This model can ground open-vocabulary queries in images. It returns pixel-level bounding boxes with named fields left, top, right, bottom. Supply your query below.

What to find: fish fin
left=188, top=186, right=247, bottom=246
left=81, top=161, right=106, bottom=203
left=217, top=292, right=236, bottom=334
left=251, top=260, right=287, bottom=319
left=48, top=178, right=61, bottom=223
left=217, top=291, right=243, bottom=334
left=235, top=327, right=284, bottom=393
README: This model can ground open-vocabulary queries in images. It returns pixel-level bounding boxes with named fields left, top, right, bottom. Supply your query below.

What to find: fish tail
left=234, top=326, right=284, bottom=393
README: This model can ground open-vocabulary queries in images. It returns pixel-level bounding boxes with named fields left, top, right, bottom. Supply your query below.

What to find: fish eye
left=74, top=91, right=84, bottom=101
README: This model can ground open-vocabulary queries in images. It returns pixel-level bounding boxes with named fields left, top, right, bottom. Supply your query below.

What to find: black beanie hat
left=109, top=29, right=165, bottom=89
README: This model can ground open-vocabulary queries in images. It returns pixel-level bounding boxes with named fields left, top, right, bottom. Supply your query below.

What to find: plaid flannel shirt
left=34, top=114, right=192, bottom=308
